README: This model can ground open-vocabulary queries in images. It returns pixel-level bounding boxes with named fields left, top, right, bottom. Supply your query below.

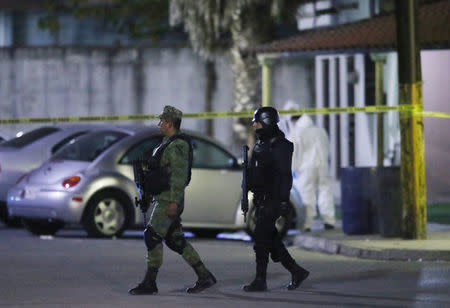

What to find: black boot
left=243, top=277, right=267, bottom=292
left=288, top=266, right=309, bottom=290
left=281, top=256, right=309, bottom=290
left=186, top=262, right=217, bottom=294
left=129, top=267, right=158, bottom=295
left=243, top=247, right=268, bottom=292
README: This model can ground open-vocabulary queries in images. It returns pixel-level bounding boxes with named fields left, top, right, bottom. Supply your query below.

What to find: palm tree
left=170, top=0, right=301, bottom=141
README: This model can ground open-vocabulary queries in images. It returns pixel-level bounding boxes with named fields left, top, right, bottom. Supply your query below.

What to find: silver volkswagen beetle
left=0, top=125, right=102, bottom=226
left=7, top=125, right=301, bottom=237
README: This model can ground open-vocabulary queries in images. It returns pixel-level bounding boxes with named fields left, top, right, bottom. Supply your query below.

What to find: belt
left=254, top=193, right=279, bottom=204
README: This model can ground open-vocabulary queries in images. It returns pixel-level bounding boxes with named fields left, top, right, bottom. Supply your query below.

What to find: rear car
left=0, top=125, right=98, bottom=225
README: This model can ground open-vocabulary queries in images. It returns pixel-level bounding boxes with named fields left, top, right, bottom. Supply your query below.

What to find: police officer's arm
left=165, top=139, right=190, bottom=204
left=272, top=141, right=294, bottom=202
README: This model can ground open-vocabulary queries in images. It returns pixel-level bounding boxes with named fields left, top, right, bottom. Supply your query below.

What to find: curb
left=294, top=234, right=450, bottom=262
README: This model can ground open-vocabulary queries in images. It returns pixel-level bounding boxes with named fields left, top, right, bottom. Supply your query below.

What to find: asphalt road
left=1, top=225, right=450, bottom=308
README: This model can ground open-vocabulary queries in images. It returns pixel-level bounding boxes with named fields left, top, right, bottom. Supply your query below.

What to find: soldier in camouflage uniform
left=129, top=106, right=216, bottom=295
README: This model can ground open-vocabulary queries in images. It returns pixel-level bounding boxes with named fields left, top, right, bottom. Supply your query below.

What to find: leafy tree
left=39, top=0, right=174, bottom=42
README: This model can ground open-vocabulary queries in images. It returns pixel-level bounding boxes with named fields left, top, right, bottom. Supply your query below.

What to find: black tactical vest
left=145, top=134, right=193, bottom=195
left=248, top=136, right=281, bottom=193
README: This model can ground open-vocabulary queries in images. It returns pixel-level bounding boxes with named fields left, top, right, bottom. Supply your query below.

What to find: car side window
left=1, top=127, right=60, bottom=148
left=51, top=131, right=88, bottom=154
left=120, top=137, right=163, bottom=164
left=52, top=131, right=128, bottom=162
left=191, top=137, right=236, bottom=169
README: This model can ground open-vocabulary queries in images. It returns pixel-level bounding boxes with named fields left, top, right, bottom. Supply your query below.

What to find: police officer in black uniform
left=244, top=106, right=310, bottom=292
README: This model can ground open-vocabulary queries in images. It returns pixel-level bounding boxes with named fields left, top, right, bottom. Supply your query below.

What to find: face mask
left=255, top=126, right=279, bottom=140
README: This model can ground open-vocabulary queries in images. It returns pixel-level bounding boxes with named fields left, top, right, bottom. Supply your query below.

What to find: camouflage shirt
left=154, top=136, right=189, bottom=204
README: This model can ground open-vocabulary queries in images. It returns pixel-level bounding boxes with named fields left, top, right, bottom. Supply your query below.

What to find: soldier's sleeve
left=165, top=139, right=189, bottom=203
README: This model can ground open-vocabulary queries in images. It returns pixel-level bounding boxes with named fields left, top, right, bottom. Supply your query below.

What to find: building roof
left=248, top=0, right=450, bottom=55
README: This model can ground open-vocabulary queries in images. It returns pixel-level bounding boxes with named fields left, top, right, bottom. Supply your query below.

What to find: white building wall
left=0, top=47, right=234, bottom=149
left=271, top=57, right=315, bottom=110
left=421, top=50, right=450, bottom=203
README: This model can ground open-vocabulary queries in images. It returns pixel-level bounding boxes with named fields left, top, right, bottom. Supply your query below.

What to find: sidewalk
left=294, top=219, right=450, bottom=262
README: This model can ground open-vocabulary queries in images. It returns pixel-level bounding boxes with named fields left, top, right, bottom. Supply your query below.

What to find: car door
left=183, top=137, right=242, bottom=226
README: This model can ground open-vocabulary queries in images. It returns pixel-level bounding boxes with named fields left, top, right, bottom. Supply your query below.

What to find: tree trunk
left=229, top=5, right=272, bottom=146
left=229, top=46, right=260, bottom=145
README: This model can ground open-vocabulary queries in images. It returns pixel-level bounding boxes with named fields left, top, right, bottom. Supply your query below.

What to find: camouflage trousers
left=146, top=200, right=203, bottom=269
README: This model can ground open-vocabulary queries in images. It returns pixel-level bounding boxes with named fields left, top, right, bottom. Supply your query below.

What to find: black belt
left=254, top=193, right=279, bottom=205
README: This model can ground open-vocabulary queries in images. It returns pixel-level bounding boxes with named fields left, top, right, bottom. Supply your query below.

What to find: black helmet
left=253, top=106, right=279, bottom=127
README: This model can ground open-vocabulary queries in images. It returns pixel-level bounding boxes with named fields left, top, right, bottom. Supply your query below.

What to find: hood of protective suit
left=279, top=100, right=301, bottom=139
left=295, top=114, right=314, bottom=130
left=283, top=100, right=300, bottom=111
left=291, top=114, right=330, bottom=170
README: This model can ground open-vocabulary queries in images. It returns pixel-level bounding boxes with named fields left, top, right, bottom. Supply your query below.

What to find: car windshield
left=52, top=131, right=128, bottom=162
left=0, top=127, right=60, bottom=148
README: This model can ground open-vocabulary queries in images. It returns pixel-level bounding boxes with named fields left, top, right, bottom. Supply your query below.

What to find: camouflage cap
left=158, top=105, right=183, bottom=121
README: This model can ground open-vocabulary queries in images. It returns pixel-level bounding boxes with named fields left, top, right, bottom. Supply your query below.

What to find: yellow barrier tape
left=419, top=111, right=450, bottom=119
left=0, top=105, right=448, bottom=124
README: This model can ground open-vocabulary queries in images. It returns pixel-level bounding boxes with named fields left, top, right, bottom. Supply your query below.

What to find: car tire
left=245, top=202, right=297, bottom=239
left=82, top=191, right=131, bottom=238
left=22, top=219, right=64, bottom=236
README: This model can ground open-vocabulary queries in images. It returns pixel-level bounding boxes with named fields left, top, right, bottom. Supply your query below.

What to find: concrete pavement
left=294, top=220, right=450, bottom=261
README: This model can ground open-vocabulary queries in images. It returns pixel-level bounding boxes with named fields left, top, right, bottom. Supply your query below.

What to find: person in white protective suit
left=288, top=113, right=336, bottom=232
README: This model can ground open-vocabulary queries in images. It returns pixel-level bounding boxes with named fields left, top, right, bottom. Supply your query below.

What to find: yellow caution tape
left=0, top=105, right=448, bottom=124
left=419, top=111, right=450, bottom=119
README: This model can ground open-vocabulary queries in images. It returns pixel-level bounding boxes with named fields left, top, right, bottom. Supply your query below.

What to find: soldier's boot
left=129, top=267, right=158, bottom=295
left=186, top=262, right=217, bottom=294
left=243, top=247, right=268, bottom=292
left=243, top=277, right=267, bottom=292
left=281, top=255, right=309, bottom=290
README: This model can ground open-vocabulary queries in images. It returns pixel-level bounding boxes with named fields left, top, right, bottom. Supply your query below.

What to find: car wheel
left=245, top=202, right=297, bottom=239
left=83, top=191, right=130, bottom=238
left=22, top=219, right=64, bottom=236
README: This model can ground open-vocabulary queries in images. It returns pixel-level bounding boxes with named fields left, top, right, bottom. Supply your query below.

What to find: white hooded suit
left=289, top=115, right=335, bottom=229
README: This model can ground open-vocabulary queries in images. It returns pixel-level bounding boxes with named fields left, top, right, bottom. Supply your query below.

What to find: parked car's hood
left=27, top=159, right=91, bottom=185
